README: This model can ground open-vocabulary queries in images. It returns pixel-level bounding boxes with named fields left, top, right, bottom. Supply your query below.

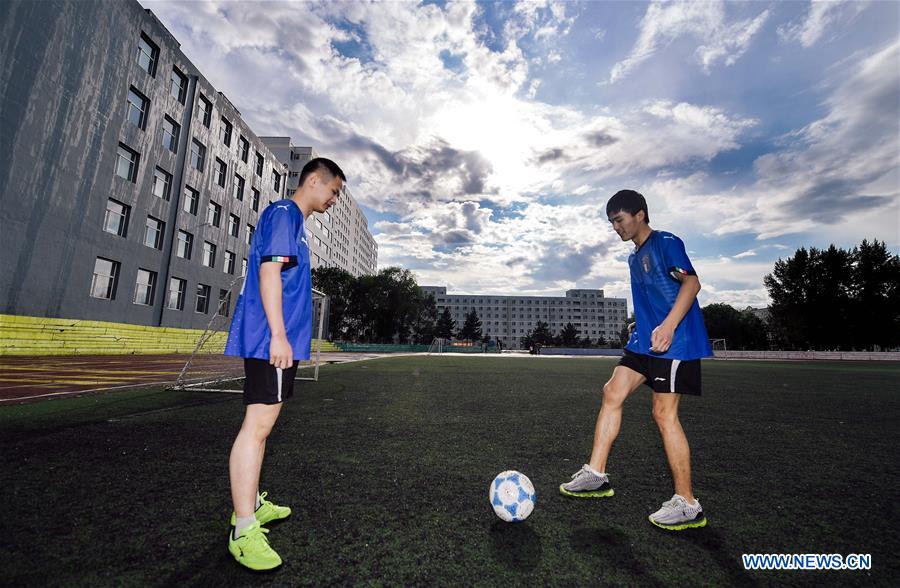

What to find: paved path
left=0, top=353, right=393, bottom=404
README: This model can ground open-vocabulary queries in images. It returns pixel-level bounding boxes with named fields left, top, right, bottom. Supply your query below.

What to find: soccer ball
left=489, top=470, right=536, bottom=522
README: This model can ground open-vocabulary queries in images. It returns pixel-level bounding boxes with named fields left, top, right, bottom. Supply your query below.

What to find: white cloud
left=715, top=41, right=900, bottom=239
left=609, top=0, right=769, bottom=83
left=778, top=0, right=869, bottom=48
left=733, top=250, right=757, bottom=259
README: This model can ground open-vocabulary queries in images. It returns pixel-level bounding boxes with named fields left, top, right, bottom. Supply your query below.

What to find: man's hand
left=650, top=322, right=675, bottom=354
left=627, top=322, right=636, bottom=336
left=269, top=333, right=293, bottom=369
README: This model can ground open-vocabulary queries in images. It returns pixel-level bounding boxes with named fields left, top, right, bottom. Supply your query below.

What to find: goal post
left=170, top=287, right=329, bottom=393
left=710, top=338, right=727, bottom=352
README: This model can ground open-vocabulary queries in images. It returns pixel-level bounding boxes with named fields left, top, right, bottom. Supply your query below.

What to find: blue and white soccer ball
left=489, top=470, right=536, bottom=522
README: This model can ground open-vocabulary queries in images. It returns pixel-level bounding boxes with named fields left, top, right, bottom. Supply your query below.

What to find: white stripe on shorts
left=670, top=360, right=681, bottom=393
left=276, top=367, right=283, bottom=402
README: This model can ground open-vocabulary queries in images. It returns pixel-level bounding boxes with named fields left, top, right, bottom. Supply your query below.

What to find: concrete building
left=261, top=138, right=378, bottom=277
left=421, top=287, right=629, bottom=349
left=0, top=0, right=376, bottom=331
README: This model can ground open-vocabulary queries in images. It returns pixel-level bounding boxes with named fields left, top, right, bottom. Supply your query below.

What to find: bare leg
left=587, top=366, right=646, bottom=473
left=651, top=392, right=694, bottom=501
left=230, top=403, right=283, bottom=518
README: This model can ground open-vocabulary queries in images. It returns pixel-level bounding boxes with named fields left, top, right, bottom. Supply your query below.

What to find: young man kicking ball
left=560, top=189, right=712, bottom=531
left=224, top=158, right=345, bottom=569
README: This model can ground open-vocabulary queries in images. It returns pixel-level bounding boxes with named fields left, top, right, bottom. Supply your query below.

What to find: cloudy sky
left=145, top=0, right=899, bottom=308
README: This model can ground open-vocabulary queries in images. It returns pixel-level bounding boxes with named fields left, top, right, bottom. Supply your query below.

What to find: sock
left=586, top=464, right=605, bottom=477
left=255, top=493, right=262, bottom=510
left=234, top=515, right=257, bottom=539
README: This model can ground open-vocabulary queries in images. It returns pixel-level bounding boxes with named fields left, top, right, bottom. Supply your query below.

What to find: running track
left=0, top=353, right=395, bottom=404
left=0, top=354, right=245, bottom=403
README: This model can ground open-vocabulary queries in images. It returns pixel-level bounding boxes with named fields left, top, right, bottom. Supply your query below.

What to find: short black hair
left=299, top=157, right=346, bottom=186
left=606, top=189, right=649, bottom=223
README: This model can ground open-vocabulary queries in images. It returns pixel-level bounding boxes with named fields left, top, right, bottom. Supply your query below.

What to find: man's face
left=310, top=173, right=343, bottom=213
left=608, top=209, right=643, bottom=241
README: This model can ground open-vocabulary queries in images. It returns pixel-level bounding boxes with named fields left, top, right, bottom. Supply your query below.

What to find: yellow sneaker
left=227, top=520, right=282, bottom=571
left=230, top=491, right=292, bottom=526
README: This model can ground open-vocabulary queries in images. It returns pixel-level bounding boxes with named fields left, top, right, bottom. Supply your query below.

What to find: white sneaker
left=648, top=494, right=707, bottom=530
left=559, top=464, right=614, bottom=498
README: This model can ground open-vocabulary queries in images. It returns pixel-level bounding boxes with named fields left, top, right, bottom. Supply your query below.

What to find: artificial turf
left=1, top=356, right=898, bottom=586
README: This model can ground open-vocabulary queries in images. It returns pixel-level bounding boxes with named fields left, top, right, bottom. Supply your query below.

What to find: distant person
left=224, top=158, right=345, bottom=569
left=560, top=189, right=712, bottom=531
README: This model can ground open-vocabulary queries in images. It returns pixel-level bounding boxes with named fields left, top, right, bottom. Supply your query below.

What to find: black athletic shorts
left=618, top=349, right=702, bottom=396
left=243, top=359, right=299, bottom=405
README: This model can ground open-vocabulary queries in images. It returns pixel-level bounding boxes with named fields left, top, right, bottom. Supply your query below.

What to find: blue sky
left=145, top=0, right=899, bottom=308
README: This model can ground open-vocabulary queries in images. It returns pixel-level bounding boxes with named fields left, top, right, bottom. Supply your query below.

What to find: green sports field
left=2, top=356, right=898, bottom=586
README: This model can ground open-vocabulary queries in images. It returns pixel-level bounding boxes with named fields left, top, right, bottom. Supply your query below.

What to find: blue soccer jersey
left=225, top=200, right=313, bottom=360
left=625, top=231, right=712, bottom=360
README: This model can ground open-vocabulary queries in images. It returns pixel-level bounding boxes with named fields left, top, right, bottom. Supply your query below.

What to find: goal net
left=710, top=338, right=727, bottom=352
left=170, top=287, right=329, bottom=393
left=428, top=337, right=448, bottom=353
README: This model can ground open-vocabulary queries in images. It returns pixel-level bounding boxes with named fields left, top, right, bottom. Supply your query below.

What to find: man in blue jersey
left=223, top=158, right=345, bottom=569
left=560, top=189, right=711, bottom=531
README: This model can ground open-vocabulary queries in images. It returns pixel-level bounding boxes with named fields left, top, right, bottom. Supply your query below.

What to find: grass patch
left=2, top=357, right=898, bottom=586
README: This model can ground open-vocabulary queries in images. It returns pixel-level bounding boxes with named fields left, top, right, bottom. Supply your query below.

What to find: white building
left=261, top=138, right=378, bottom=277
left=421, top=286, right=629, bottom=349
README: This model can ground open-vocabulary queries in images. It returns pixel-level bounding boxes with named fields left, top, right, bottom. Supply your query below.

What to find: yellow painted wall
left=0, top=314, right=339, bottom=356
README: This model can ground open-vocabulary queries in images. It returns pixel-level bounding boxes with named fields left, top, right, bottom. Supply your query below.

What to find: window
left=167, top=277, right=186, bottom=310
left=251, top=187, right=260, bottom=212
left=137, top=33, right=159, bottom=76
left=202, top=241, right=216, bottom=268
left=90, top=258, right=119, bottom=300
left=241, top=258, right=247, bottom=277
left=233, top=174, right=245, bottom=201
left=126, top=87, right=149, bottom=129
left=198, top=93, right=212, bottom=128
left=161, top=116, right=180, bottom=153
left=170, top=67, right=187, bottom=104
left=215, top=158, right=226, bottom=187
left=133, top=269, right=157, bottom=306
left=245, top=223, right=255, bottom=245
left=115, top=143, right=139, bottom=182
left=314, top=218, right=322, bottom=231
left=103, top=199, right=130, bottom=237
left=195, top=283, right=211, bottom=313
left=217, top=289, right=231, bottom=317
left=219, top=117, right=232, bottom=146
left=224, top=250, right=236, bottom=274
left=228, top=214, right=240, bottom=237
left=239, top=136, right=249, bottom=162
left=182, top=186, right=199, bottom=215
left=206, top=200, right=222, bottom=228
left=190, top=139, right=206, bottom=171
left=255, top=151, right=264, bottom=177
left=313, top=235, right=321, bottom=248
left=176, top=230, right=193, bottom=259
left=152, top=167, right=172, bottom=201
left=272, top=170, right=281, bottom=193
left=143, top=216, right=165, bottom=249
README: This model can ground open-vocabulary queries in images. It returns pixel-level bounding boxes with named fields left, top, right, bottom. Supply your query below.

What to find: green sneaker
left=228, top=520, right=282, bottom=570
left=230, top=491, right=292, bottom=526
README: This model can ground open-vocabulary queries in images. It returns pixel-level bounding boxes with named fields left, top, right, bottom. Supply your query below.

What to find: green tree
left=702, top=303, right=769, bottom=350
left=311, top=266, right=355, bottom=340
left=851, top=239, right=900, bottom=350
left=458, top=309, right=483, bottom=343
left=530, top=320, right=554, bottom=345
left=348, top=267, right=426, bottom=343
left=409, top=294, right=438, bottom=344
left=559, top=322, right=580, bottom=346
left=435, top=307, right=456, bottom=339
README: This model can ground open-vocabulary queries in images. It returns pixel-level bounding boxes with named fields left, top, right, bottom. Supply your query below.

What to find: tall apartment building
left=0, top=0, right=376, bottom=330
left=421, top=287, right=629, bottom=349
left=261, top=138, right=378, bottom=278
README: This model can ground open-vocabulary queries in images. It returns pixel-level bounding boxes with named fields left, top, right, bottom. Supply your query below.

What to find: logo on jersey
left=642, top=254, right=651, bottom=273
